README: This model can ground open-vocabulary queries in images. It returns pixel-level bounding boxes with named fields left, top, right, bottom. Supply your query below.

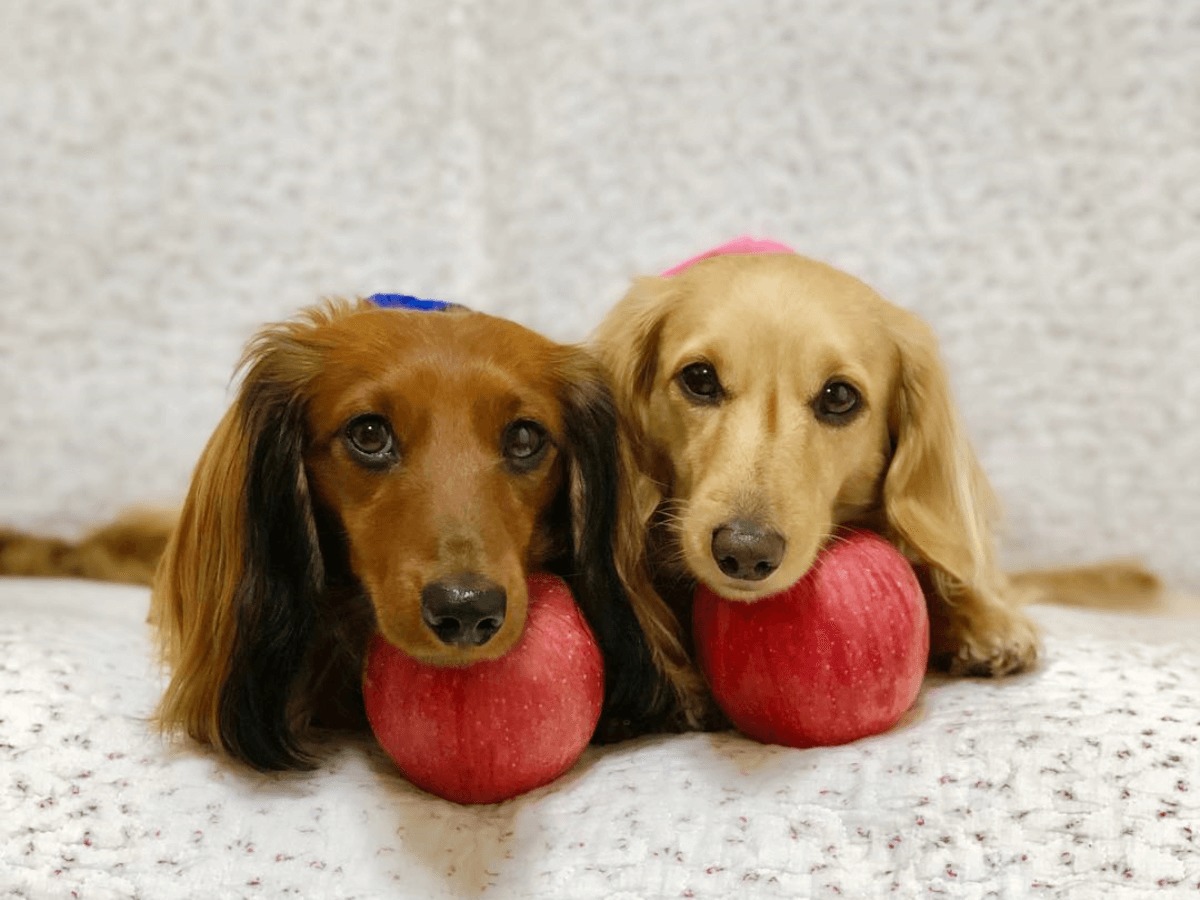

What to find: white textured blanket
left=2, top=579, right=1198, bottom=899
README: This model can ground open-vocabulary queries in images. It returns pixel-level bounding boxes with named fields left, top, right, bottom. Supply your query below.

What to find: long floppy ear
left=152, top=307, right=338, bottom=770
left=591, top=278, right=710, bottom=729
left=882, top=311, right=1006, bottom=606
left=552, top=350, right=669, bottom=731
left=592, top=276, right=677, bottom=577
left=593, top=276, right=673, bottom=455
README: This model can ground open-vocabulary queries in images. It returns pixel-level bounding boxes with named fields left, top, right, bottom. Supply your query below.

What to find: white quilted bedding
left=2, top=578, right=1198, bottom=899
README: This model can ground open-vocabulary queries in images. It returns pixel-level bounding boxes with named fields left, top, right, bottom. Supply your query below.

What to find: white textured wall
left=1, top=1, right=1197, bottom=590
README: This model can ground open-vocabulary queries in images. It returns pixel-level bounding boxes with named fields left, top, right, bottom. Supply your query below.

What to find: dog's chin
left=379, top=626, right=524, bottom=668
left=686, top=545, right=820, bottom=604
left=695, top=569, right=805, bottom=602
left=373, top=610, right=526, bottom=668
left=699, top=576, right=780, bottom=602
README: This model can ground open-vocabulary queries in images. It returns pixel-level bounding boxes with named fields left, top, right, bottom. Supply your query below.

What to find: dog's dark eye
left=814, top=380, right=862, bottom=424
left=344, top=415, right=397, bottom=466
left=678, top=362, right=724, bottom=404
left=502, top=419, right=548, bottom=469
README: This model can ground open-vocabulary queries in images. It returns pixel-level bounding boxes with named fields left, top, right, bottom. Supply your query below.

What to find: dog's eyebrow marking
left=764, top=387, right=779, bottom=437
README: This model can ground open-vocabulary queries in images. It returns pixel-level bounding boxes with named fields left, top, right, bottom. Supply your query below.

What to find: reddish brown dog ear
left=550, top=348, right=677, bottom=731
left=152, top=304, right=350, bottom=771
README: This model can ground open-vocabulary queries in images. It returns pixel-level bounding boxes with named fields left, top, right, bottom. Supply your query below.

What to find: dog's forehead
left=328, top=307, right=561, bottom=374
left=309, top=308, right=567, bottom=426
left=712, top=255, right=882, bottom=319
left=665, top=255, right=893, bottom=372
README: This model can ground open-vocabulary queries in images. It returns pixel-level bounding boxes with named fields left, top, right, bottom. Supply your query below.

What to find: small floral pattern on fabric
left=2, top=582, right=1198, bottom=899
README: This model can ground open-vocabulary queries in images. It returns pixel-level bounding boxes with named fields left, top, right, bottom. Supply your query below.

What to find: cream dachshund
left=594, top=239, right=1159, bottom=728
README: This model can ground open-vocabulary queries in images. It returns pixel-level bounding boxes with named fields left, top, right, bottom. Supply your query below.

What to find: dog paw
left=932, top=605, right=1040, bottom=677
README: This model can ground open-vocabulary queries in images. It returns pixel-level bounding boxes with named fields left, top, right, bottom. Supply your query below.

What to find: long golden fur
left=595, top=251, right=1159, bottom=727
left=146, top=299, right=664, bottom=769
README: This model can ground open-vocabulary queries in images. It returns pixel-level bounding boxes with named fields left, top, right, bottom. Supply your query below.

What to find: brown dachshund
left=143, top=299, right=665, bottom=769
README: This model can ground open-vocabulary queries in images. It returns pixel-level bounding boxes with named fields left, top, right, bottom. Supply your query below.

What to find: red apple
left=363, top=573, right=604, bottom=804
left=693, top=529, right=928, bottom=748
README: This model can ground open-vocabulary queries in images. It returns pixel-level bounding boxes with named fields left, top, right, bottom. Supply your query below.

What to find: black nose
left=711, top=519, right=786, bottom=581
left=420, top=574, right=507, bottom=647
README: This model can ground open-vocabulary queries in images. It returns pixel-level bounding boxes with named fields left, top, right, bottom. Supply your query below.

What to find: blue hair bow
left=368, top=293, right=459, bottom=312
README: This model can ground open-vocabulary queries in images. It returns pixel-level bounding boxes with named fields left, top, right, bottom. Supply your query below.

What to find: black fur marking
left=557, top=373, right=667, bottom=734
left=305, top=505, right=376, bottom=731
left=217, top=387, right=325, bottom=771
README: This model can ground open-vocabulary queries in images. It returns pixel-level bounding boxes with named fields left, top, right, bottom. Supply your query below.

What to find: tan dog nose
left=711, top=520, right=786, bottom=582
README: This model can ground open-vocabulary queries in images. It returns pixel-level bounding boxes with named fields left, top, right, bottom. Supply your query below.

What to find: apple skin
left=693, top=529, right=929, bottom=748
left=363, top=573, right=604, bottom=804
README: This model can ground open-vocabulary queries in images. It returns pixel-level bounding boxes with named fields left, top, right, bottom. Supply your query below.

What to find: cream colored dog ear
left=593, top=277, right=675, bottom=419
left=592, top=274, right=681, bottom=525
left=882, top=307, right=1003, bottom=602
left=884, top=308, right=1048, bottom=676
left=592, top=276, right=710, bottom=728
